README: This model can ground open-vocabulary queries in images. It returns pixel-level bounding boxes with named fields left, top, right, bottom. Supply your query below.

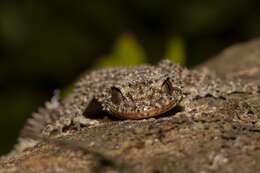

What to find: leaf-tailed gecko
left=16, top=59, right=258, bottom=151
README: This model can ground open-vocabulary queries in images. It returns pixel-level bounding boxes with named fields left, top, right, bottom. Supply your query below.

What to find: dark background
left=1, top=0, right=260, bottom=155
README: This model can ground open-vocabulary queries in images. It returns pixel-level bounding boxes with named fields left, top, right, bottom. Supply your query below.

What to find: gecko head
left=105, top=76, right=183, bottom=119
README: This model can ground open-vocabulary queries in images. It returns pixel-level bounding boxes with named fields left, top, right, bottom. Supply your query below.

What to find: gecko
left=16, top=59, right=258, bottom=152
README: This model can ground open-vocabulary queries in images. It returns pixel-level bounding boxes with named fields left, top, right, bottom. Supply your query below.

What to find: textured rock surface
left=1, top=38, right=260, bottom=173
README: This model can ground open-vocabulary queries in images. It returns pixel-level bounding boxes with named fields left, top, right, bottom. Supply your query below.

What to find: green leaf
left=165, top=36, right=186, bottom=65
left=96, top=33, right=147, bottom=67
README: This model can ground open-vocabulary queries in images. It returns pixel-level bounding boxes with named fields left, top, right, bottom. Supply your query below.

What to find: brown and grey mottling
left=17, top=59, right=258, bottom=152
left=2, top=38, right=260, bottom=173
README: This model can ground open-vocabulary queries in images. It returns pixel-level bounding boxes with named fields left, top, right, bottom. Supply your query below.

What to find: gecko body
left=19, top=59, right=258, bottom=147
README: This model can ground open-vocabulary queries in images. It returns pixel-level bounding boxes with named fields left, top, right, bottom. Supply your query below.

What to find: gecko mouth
left=111, top=101, right=178, bottom=119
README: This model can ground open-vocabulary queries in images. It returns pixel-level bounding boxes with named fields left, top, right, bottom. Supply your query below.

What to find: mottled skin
left=71, top=64, right=183, bottom=119
left=17, top=60, right=258, bottom=151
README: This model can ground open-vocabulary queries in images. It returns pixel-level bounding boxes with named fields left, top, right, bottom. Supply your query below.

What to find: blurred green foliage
left=96, top=33, right=186, bottom=67
left=1, top=0, right=260, bottom=154
left=165, top=36, right=186, bottom=65
left=96, top=33, right=147, bottom=67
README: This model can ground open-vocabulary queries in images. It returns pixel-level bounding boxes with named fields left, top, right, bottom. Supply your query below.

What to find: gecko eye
left=161, top=78, right=173, bottom=94
left=111, top=87, right=124, bottom=105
